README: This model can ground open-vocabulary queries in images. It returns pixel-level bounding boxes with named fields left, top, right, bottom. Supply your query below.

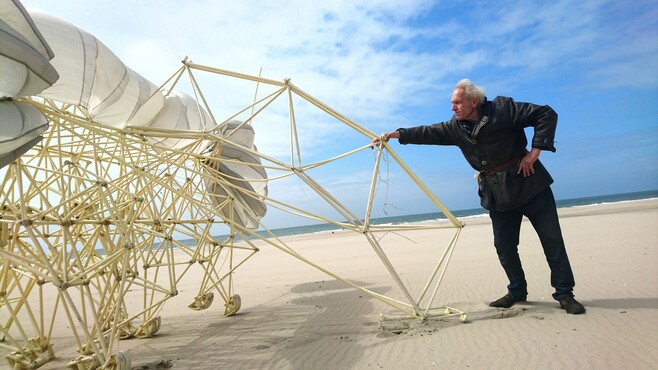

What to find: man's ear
left=471, top=97, right=479, bottom=109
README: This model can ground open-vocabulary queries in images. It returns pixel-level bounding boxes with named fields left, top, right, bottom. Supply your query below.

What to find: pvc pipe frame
left=0, top=60, right=466, bottom=368
left=182, top=60, right=466, bottom=319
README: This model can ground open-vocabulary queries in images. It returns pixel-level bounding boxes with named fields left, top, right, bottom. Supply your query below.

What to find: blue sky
left=20, top=0, right=658, bottom=229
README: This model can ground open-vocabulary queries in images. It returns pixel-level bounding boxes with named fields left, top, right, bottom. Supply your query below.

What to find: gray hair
left=456, top=79, right=486, bottom=104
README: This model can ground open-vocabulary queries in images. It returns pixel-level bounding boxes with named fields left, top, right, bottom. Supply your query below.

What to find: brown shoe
left=489, top=294, right=526, bottom=308
left=559, top=296, right=586, bottom=314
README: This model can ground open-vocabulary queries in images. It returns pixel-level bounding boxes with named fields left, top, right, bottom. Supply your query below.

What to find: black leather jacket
left=397, top=96, right=557, bottom=211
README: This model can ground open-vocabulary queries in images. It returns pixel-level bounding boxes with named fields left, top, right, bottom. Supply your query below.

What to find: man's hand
left=518, top=148, right=541, bottom=177
left=370, top=131, right=400, bottom=148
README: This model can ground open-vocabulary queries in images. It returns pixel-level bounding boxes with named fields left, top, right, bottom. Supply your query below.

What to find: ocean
left=199, top=189, right=658, bottom=243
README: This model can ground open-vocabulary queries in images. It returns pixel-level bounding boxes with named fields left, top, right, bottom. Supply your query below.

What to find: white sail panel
left=145, top=91, right=211, bottom=152
left=0, top=100, right=48, bottom=165
left=0, top=0, right=56, bottom=167
left=0, top=1, right=58, bottom=97
left=206, top=121, right=268, bottom=229
left=31, top=11, right=165, bottom=128
left=1, top=4, right=268, bottom=228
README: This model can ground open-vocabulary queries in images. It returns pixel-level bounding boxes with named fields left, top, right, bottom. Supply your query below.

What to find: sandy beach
left=36, top=198, right=658, bottom=369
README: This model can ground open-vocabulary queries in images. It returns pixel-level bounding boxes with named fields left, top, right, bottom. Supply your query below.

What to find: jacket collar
left=471, top=97, right=490, bottom=138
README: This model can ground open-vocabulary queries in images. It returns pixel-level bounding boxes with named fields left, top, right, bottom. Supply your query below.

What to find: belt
left=480, top=152, right=527, bottom=177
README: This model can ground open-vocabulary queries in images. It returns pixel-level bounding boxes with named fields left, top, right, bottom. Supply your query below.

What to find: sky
left=18, top=0, right=658, bottom=229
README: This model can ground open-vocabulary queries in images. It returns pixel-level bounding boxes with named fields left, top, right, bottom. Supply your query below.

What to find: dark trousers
left=489, top=187, right=575, bottom=301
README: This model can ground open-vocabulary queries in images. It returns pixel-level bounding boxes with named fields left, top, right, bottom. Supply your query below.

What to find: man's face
left=451, top=88, right=479, bottom=121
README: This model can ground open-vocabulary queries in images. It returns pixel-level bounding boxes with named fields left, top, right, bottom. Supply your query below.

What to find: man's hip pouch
left=477, top=156, right=553, bottom=211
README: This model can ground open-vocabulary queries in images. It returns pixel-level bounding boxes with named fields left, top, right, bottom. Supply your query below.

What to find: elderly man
left=373, top=79, right=585, bottom=314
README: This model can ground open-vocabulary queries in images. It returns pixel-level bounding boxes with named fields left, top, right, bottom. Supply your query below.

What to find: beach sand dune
left=34, top=199, right=658, bottom=369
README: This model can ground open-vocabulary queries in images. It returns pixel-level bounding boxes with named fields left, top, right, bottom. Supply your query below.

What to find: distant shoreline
left=191, top=189, right=658, bottom=243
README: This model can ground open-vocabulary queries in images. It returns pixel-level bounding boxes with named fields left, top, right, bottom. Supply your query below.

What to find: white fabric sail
left=206, top=121, right=268, bottom=230
left=30, top=10, right=165, bottom=129
left=0, top=3, right=268, bottom=229
left=146, top=91, right=212, bottom=152
left=0, top=0, right=56, bottom=167
left=0, top=100, right=48, bottom=166
left=0, top=0, right=58, bottom=98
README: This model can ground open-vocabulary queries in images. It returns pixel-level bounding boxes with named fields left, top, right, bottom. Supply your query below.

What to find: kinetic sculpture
left=0, top=1, right=465, bottom=368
